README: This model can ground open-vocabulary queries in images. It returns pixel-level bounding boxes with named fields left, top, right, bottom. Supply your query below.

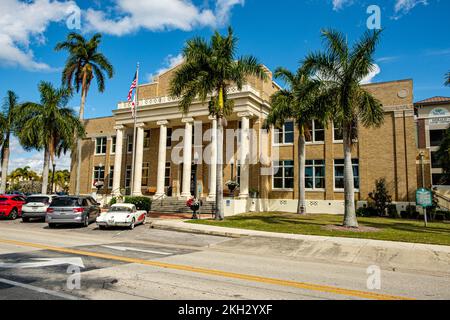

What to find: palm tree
left=18, top=82, right=85, bottom=195
left=304, top=29, right=385, bottom=227
left=265, top=66, right=327, bottom=214
left=0, top=91, right=21, bottom=194
left=170, top=27, right=267, bottom=220
left=8, top=167, right=39, bottom=183
left=445, top=71, right=450, bottom=87
left=55, top=32, right=114, bottom=195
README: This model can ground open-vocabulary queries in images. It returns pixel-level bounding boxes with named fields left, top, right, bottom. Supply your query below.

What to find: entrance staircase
left=150, top=197, right=216, bottom=217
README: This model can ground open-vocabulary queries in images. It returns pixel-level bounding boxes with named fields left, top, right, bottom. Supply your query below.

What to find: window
left=432, top=174, right=449, bottom=186
left=144, top=130, right=151, bottom=149
left=108, top=166, right=114, bottom=189
left=167, top=128, right=173, bottom=147
left=430, top=130, right=445, bottom=147
left=333, top=121, right=358, bottom=142
left=236, top=160, right=241, bottom=185
left=431, top=151, right=442, bottom=168
left=305, top=160, right=325, bottom=190
left=165, top=162, right=171, bottom=187
left=273, top=121, right=294, bottom=145
left=273, top=160, right=294, bottom=189
left=95, top=137, right=107, bottom=155
left=306, top=120, right=324, bottom=143
left=93, top=166, right=105, bottom=184
left=127, top=135, right=133, bottom=153
left=142, top=162, right=149, bottom=186
left=111, top=137, right=116, bottom=154
left=334, top=159, right=359, bottom=190
left=125, top=165, right=132, bottom=188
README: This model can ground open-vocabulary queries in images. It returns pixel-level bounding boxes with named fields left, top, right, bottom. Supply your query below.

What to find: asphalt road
left=0, top=218, right=449, bottom=300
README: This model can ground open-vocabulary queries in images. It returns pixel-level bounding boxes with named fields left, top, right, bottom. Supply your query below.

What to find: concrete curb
left=149, top=221, right=245, bottom=238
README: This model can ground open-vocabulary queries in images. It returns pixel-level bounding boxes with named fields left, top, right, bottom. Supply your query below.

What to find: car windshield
left=110, top=206, right=133, bottom=213
left=51, top=198, right=81, bottom=207
left=26, top=197, right=50, bottom=204
left=0, top=198, right=8, bottom=202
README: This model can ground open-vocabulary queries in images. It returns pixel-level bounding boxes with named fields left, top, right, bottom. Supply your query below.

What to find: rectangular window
left=93, top=166, right=105, bottom=184
left=274, top=121, right=294, bottom=145
left=165, top=162, right=171, bottom=187
left=111, top=137, right=116, bottom=154
left=142, top=162, right=149, bottom=186
left=95, top=137, right=107, bottom=155
left=236, top=161, right=241, bottom=185
left=430, top=130, right=445, bottom=147
left=273, top=160, right=294, bottom=190
left=125, top=165, right=132, bottom=188
left=305, top=160, right=325, bottom=190
left=306, top=120, right=325, bottom=143
left=432, top=174, right=448, bottom=186
left=431, top=151, right=442, bottom=168
left=108, top=166, right=114, bottom=189
left=127, top=135, right=133, bottom=153
left=166, top=128, right=173, bottom=147
left=334, top=159, right=359, bottom=190
left=333, top=121, right=358, bottom=142
left=144, top=130, right=151, bottom=149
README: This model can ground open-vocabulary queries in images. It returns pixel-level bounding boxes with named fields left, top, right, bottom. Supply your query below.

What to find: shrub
left=400, top=205, right=419, bottom=220
left=356, top=206, right=378, bottom=217
left=368, top=178, right=392, bottom=216
left=109, top=197, right=117, bottom=207
left=124, top=196, right=152, bottom=212
left=387, top=204, right=399, bottom=219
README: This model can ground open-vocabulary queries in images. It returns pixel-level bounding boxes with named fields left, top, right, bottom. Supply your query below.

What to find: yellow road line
left=0, top=238, right=413, bottom=300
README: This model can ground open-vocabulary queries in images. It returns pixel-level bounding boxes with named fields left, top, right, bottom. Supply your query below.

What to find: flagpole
left=130, top=62, right=140, bottom=196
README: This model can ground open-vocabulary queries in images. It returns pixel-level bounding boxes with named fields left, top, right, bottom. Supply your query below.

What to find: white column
left=181, top=118, right=193, bottom=198
left=238, top=112, right=251, bottom=199
left=155, top=120, right=168, bottom=198
left=208, top=116, right=217, bottom=200
left=112, top=125, right=125, bottom=196
left=132, top=123, right=145, bottom=196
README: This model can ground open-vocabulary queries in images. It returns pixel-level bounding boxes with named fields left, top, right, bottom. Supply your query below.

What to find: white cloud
left=360, top=63, right=381, bottom=84
left=0, top=0, right=80, bottom=71
left=85, top=0, right=244, bottom=36
left=146, top=53, right=184, bottom=82
left=332, top=0, right=353, bottom=11
left=394, top=0, right=428, bottom=14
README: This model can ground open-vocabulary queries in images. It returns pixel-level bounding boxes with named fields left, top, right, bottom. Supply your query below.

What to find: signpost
left=416, top=188, right=433, bottom=227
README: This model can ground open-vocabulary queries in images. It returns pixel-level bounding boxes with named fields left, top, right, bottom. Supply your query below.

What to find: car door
left=89, top=197, right=100, bottom=219
left=13, top=196, right=26, bottom=214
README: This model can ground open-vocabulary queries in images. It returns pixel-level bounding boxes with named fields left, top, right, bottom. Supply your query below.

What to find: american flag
left=128, top=72, right=137, bottom=116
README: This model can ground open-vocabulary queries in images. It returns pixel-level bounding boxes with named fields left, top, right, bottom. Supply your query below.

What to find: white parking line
left=0, top=278, right=84, bottom=300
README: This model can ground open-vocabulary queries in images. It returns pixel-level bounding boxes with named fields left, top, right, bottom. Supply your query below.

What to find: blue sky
left=0, top=0, right=449, bottom=173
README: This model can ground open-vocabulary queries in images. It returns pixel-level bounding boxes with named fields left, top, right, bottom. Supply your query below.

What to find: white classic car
left=96, top=203, right=147, bottom=230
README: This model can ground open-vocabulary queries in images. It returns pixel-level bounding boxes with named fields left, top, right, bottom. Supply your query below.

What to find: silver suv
left=46, top=196, right=101, bottom=228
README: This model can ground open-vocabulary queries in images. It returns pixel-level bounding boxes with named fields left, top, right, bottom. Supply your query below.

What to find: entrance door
left=180, top=164, right=198, bottom=196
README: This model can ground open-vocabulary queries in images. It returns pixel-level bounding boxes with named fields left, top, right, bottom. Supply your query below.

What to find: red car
left=0, top=195, right=26, bottom=220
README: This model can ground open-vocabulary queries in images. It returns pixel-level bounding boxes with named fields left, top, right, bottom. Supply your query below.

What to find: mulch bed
left=323, top=225, right=381, bottom=233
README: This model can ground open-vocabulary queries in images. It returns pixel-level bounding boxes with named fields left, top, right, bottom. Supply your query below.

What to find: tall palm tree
left=18, top=82, right=85, bottom=195
left=55, top=32, right=114, bottom=195
left=265, top=66, right=327, bottom=214
left=304, top=29, right=385, bottom=227
left=8, top=166, right=39, bottom=183
left=170, top=27, right=267, bottom=220
left=0, top=91, right=21, bottom=194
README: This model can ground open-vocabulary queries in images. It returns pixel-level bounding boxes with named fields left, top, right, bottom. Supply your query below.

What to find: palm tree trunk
left=0, top=135, right=10, bottom=194
left=342, top=125, right=358, bottom=228
left=75, top=88, right=87, bottom=195
left=215, top=119, right=224, bottom=220
left=297, top=129, right=307, bottom=215
left=41, top=147, right=50, bottom=195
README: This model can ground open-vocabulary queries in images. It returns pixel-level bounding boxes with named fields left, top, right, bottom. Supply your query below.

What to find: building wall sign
left=429, top=117, right=450, bottom=125
left=430, top=108, right=450, bottom=117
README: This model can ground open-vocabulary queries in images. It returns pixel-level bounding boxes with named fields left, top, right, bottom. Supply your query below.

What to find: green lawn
left=188, top=213, right=450, bottom=246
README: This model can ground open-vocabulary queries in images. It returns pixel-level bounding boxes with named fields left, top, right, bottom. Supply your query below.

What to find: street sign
left=416, top=188, right=433, bottom=208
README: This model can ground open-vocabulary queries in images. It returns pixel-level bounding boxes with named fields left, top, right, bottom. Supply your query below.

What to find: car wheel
left=83, top=216, right=89, bottom=228
left=129, top=218, right=136, bottom=230
left=22, top=217, right=30, bottom=223
left=99, top=225, right=106, bottom=230
left=9, top=209, right=18, bottom=220
left=49, top=223, right=56, bottom=229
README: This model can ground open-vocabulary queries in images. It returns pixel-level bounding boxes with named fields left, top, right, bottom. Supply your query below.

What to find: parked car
left=22, top=195, right=57, bottom=222
left=0, top=195, right=27, bottom=220
left=46, top=196, right=101, bottom=228
left=96, top=203, right=147, bottom=230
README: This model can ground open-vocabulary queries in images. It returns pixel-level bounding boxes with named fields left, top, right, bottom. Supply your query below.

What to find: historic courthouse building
left=69, top=62, right=417, bottom=215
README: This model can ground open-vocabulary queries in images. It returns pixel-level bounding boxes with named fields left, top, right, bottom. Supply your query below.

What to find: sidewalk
left=149, top=219, right=450, bottom=275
